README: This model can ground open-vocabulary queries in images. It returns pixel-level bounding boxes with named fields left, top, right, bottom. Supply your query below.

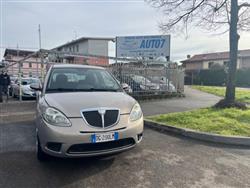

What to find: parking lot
left=1, top=121, right=250, bottom=188
left=1, top=87, right=250, bottom=187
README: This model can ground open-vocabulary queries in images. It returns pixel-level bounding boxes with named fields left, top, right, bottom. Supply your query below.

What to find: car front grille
left=82, top=108, right=119, bottom=128
left=104, top=110, right=119, bottom=127
left=82, top=111, right=103, bottom=128
left=67, top=138, right=135, bottom=154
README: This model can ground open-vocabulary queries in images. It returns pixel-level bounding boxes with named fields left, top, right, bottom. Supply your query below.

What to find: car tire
left=36, top=137, right=49, bottom=162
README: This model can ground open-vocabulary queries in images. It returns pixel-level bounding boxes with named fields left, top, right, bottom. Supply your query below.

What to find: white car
left=13, top=77, right=41, bottom=99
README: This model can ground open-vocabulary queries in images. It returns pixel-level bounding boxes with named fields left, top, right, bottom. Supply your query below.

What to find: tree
left=147, top=0, right=250, bottom=107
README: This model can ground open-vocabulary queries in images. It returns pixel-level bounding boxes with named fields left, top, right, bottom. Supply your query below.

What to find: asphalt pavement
left=140, top=86, right=221, bottom=116
left=0, top=121, right=250, bottom=188
left=1, top=87, right=249, bottom=188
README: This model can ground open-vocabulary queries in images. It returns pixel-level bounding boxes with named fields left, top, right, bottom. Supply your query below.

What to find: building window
left=208, top=62, right=214, bottom=69
left=29, top=62, right=32, bottom=68
left=76, top=45, right=79, bottom=52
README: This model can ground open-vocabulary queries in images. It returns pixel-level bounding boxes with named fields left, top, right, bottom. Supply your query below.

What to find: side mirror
left=121, top=83, right=129, bottom=90
left=30, top=83, right=42, bottom=91
left=121, top=83, right=132, bottom=93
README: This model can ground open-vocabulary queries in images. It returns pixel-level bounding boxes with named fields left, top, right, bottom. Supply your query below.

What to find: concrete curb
left=0, top=112, right=35, bottom=124
left=0, top=101, right=36, bottom=124
left=144, top=120, right=250, bottom=146
left=0, top=101, right=36, bottom=113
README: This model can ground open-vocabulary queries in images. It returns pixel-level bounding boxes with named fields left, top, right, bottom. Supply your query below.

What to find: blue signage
left=116, top=35, right=170, bottom=58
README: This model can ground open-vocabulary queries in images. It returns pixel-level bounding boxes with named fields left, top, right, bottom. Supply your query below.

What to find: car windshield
left=46, top=67, right=121, bottom=93
left=22, top=78, right=40, bottom=85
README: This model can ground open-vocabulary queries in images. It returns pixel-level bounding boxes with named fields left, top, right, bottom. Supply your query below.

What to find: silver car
left=31, top=64, right=143, bottom=161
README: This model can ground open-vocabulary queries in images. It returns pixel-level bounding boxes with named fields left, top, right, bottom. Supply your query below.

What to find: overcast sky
left=1, top=0, right=250, bottom=61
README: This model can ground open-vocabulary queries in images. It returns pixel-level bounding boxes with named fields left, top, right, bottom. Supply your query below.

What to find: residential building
left=3, top=49, right=43, bottom=77
left=181, top=49, right=250, bottom=84
left=182, top=49, right=250, bottom=71
left=3, top=37, right=114, bottom=76
left=52, top=37, right=114, bottom=66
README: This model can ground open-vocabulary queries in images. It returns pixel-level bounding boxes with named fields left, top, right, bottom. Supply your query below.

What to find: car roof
left=52, top=64, right=105, bottom=70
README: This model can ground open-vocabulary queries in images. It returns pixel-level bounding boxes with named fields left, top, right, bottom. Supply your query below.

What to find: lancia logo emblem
left=98, top=109, right=106, bottom=116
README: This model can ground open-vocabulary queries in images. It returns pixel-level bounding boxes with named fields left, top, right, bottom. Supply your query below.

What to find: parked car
left=31, top=64, right=143, bottom=161
left=12, top=77, right=41, bottom=99
left=119, top=75, right=142, bottom=92
left=131, top=75, right=160, bottom=91
left=118, top=74, right=160, bottom=93
left=149, top=76, right=176, bottom=92
left=161, top=81, right=176, bottom=92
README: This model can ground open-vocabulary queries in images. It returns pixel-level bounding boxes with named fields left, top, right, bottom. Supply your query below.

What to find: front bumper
left=22, top=92, right=36, bottom=98
left=36, top=114, right=143, bottom=158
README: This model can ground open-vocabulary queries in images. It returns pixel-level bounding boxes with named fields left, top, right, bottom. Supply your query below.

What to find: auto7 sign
left=116, top=35, right=170, bottom=58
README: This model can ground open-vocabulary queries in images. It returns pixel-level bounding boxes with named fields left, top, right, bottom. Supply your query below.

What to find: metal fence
left=1, top=50, right=184, bottom=102
left=108, top=63, right=184, bottom=95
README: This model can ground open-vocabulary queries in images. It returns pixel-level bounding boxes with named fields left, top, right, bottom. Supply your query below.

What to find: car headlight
left=43, top=107, right=71, bottom=127
left=130, top=103, right=143, bottom=121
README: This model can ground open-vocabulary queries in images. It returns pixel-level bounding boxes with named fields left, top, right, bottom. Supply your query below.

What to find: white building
left=52, top=37, right=114, bottom=66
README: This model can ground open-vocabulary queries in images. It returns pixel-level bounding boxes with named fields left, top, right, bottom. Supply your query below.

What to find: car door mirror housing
left=121, top=83, right=129, bottom=90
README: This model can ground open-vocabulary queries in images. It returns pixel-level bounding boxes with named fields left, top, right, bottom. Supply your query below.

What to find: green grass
left=147, top=108, right=250, bottom=137
left=192, top=85, right=250, bottom=103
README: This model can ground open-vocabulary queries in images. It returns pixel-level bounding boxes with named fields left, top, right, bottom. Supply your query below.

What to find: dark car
left=118, top=75, right=142, bottom=93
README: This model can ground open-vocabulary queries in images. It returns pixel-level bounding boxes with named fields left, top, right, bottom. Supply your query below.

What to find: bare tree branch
left=147, top=0, right=250, bottom=34
left=225, top=1, right=230, bottom=24
left=146, top=0, right=250, bottom=105
left=214, top=0, right=228, bottom=11
left=169, top=0, right=206, bottom=27
left=238, top=2, right=250, bottom=10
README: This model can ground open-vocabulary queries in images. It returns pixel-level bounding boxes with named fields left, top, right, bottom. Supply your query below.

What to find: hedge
left=236, top=69, right=250, bottom=87
left=187, top=68, right=250, bottom=87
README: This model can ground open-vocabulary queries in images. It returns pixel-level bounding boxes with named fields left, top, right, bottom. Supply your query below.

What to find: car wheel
left=36, top=137, right=49, bottom=162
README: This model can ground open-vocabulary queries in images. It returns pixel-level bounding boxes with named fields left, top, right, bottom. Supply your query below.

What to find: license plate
left=91, top=132, right=119, bottom=143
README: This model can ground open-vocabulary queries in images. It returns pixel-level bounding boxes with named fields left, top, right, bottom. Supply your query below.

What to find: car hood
left=22, top=85, right=34, bottom=91
left=44, top=92, right=136, bottom=117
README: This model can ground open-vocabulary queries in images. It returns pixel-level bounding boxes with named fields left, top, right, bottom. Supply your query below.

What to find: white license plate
left=91, top=132, right=119, bottom=143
